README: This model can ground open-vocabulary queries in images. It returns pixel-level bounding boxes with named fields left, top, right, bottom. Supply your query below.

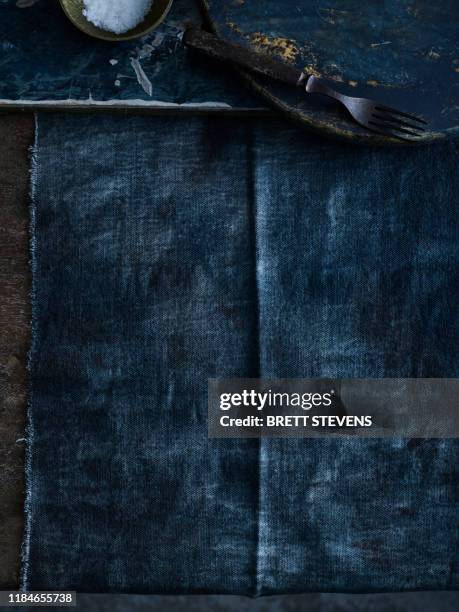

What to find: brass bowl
left=59, top=0, right=174, bottom=42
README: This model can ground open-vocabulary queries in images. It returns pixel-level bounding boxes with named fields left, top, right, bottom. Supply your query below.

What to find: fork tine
left=372, top=113, right=426, bottom=132
left=374, top=105, right=428, bottom=124
left=368, top=120, right=424, bottom=140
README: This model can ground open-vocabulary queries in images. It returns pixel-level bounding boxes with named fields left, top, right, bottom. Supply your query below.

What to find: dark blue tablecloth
left=23, top=113, right=458, bottom=594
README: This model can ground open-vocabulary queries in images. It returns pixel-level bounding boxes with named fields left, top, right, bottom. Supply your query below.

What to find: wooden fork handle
left=184, top=28, right=304, bottom=88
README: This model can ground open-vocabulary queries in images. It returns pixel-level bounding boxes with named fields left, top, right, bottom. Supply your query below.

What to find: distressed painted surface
left=0, top=0, right=260, bottom=108
left=3, top=0, right=455, bottom=139
left=202, top=0, right=459, bottom=142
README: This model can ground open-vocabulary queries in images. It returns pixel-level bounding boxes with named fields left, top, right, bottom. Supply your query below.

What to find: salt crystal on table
left=83, top=0, right=154, bottom=34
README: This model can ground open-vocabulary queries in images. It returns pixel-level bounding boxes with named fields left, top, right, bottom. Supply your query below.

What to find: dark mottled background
left=0, top=2, right=457, bottom=610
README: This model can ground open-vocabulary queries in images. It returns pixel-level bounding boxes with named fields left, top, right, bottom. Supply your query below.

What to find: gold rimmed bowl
left=59, top=0, right=174, bottom=42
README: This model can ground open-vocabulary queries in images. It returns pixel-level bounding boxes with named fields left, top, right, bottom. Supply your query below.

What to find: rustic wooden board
left=0, top=114, right=33, bottom=588
left=0, top=0, right=262, bottom=112
left=201, top=0, right=459, bottom=143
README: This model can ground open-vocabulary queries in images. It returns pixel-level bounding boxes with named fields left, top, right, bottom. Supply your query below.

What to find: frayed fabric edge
left=20, top=112, right=40, bottom=591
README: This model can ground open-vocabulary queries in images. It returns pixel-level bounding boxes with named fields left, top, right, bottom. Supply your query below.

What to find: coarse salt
left=83, top=0, right=153, bottom=34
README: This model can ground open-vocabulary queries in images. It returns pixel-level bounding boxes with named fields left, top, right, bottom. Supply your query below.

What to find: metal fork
left=303, top=75, right=427, bottom=140
left=184, top=28, right=428, bottom=141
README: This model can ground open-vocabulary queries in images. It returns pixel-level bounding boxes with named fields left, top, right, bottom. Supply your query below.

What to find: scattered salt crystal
left=83, top=0, right=153, bottom=34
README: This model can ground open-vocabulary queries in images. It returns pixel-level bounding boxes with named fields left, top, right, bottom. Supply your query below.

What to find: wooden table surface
left=0, top=113, right=33, bottom=588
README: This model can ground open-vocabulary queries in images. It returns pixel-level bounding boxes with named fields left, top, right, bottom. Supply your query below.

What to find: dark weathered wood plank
left=0, top=113, right=33, bottom=589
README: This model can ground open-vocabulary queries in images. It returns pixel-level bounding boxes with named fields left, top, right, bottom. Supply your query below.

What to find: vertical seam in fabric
left=20, top=112, right=39, bottom=591
left=246, top=121, right=262, bottom=596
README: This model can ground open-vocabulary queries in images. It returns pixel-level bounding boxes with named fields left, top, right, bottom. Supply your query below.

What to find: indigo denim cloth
left=24, top=114, right=458, bottom=594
